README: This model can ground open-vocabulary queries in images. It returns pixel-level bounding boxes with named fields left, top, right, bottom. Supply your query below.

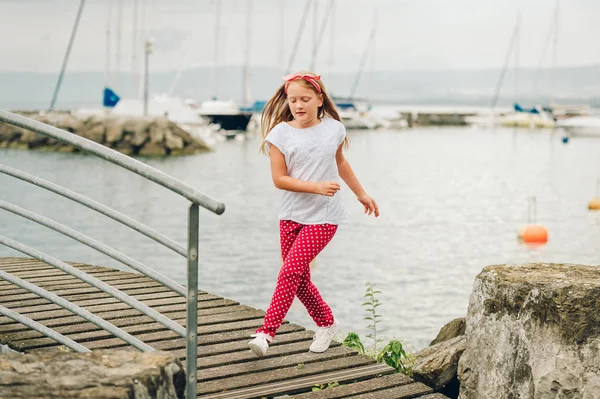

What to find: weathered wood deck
left=0, top=257, right=447, bottom=398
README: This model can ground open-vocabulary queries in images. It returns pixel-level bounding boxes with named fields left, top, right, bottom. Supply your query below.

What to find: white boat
left=196, top=100, right=253, bottom=134
left=500, top=105, right=555, bottom=128
left=334, top=98, right=387, bottom=130
left=556, top=116, right=600, bottom=138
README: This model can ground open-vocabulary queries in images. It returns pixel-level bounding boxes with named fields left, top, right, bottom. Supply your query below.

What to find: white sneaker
left=248, top=333, right=272, bottom=357
left=309, top=323, right=339, bottom=353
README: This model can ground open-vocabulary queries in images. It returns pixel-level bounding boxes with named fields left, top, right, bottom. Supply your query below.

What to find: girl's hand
left=358, top=194, right=379, bottom=217
left=315, top=181, right=341, bottom=197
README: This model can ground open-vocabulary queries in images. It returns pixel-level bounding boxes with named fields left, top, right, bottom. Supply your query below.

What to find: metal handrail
left=0, top=306, right=90, bottom=353
left=0, top=236, right=186, bottom=338
left=0, top=110, right=225, bottom=215
left=0, top=270, right=154, bottom=352
left=0, top=110, right=222, bottom=398
left=0, top=200, right=186, bottom=296
left=0, top=164, right=186, bottom=257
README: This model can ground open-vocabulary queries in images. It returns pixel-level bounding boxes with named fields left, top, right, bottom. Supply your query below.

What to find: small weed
left=312, top=381, right=340, bottom=391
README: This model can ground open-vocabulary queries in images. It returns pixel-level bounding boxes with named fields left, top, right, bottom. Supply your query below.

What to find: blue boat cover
left=103, top=87, right=120, bottom=108
left=514, top=103, right=539, bottom=114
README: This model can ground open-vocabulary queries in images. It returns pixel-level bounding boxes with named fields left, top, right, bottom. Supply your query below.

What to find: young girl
left=248, top=72, right=379, bottom=358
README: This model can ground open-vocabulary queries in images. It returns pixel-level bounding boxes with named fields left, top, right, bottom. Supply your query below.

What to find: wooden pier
left=0, top=257, right=448, bottom=398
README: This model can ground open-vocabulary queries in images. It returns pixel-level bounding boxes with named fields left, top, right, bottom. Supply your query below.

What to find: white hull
left=500, top=112, right=555, bottom=128
left=556, top=116, right=600, bottom=138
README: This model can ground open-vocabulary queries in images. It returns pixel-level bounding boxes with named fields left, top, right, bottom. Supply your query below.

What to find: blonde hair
left=260, top=72, right=349, bottom=155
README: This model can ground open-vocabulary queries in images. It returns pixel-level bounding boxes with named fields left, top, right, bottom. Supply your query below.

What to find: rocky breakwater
left=458, top=263, right=600, bottom=398
left=0, top=111, right=211, bottom=156
left=0, top=350, right=185, bottom=398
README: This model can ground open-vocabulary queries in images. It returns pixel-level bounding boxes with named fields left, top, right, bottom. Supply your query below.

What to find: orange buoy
left=522, top=225, right=548, bottom=244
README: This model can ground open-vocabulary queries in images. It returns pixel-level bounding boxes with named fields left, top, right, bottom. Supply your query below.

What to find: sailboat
left=329, top=5, right=385, bottom=130
left=198, top=0, right=252, bottom=134
left=501, top=2, right=563, bottom=129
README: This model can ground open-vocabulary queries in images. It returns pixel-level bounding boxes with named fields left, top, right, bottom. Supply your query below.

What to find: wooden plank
left=8, top=299, right=239, bottom=349
left=2, top=295, right=233, bottom=321
left=0, top=263, right=122, bottom=275
left=198, top=363, right=394, bottom=399
left=80, top=313, right=293, bottom=352
left=1, top=306, right=263, bottom=349
left=292, top=373, right=414, bottom=398
left=194, top=336, right=327, bottom=368
left=196, top=356, right=375, bottom=396
left=9, top=314, right=266, bottom=344
left=0, top=305, right=262, bottom=339
left=0, top=275, right=155, bottom=297
left=197, top=345, right=358, bottom=382
left=0, top=258, right=47, bottom=267
left=1, top=291, right=186, bottom=315
left=0, top=266, right=141, bottom=281
left=347, top=382, right=434, bottom=398
left=0, top=280, right=166, bottom=304
left=418, top=394, right=450, bottom=399
left=0, top=285, right=174, bottom=307
left=0, top=270, right=142, bottom=289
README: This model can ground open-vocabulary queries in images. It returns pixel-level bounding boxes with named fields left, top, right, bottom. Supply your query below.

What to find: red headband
left=283, top=74, right=322, bottom=94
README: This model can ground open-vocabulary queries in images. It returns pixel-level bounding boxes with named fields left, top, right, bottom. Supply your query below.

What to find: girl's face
left=286, top=82, right=323, bottom=125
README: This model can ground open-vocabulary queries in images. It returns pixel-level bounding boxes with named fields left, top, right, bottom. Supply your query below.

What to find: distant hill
left=1, top=64, right=598, bottom=110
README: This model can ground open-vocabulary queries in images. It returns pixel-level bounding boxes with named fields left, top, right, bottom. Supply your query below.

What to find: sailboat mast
left=309, top=0, right=335, bottom=72
left=116, top=0, right=123, bottom=92
left=242, top=0, right=253, bottom=104
left=368, top=9, right=377, bottom=104
left=279, top=0, right=286, bottom=74
left=132, top=0, right=139, bottom=96
left=49, top=0, right=86, bottom=111
left=312, top=0, right=318, bottom=52
left=514, top=11, right=520, bottom=104
left=349, top=10, right=377, bottom=99
left=328, top=0, right=336, bottom=84
left=286, top=0, right=313, bottom=74
left=489, top=13, right=520, bottom=110
left=104, top=0, right=113, bottom=89
left=212, top=0, right=222, bottom=100
left=550, top=0, right=559, bottom=107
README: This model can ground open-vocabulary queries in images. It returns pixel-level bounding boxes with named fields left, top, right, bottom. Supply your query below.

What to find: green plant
left=377, top=339, right=411, bottom=373
left=363, top=281, right=383, bottom=353
left=312, top=381, right=339, bottom=391
left=340, top=282, right=413, bottom=376
left=342, top=332, right=365, bottom=355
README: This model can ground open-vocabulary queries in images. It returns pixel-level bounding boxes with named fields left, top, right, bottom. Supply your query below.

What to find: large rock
left=458, top=263, right=600, bottom=399
left=1, top=112, right=211, bottom=156
left=413, top=335, right=467, bottom=395
left=430, top=318, right=466, bottom=346
left=0, top=350, right=185, bottom=399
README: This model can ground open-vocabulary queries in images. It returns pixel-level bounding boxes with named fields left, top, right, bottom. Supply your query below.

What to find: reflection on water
left=1, top=126, right=599, bottom=351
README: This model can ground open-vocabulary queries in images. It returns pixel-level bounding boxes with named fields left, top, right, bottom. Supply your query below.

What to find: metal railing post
left=186, top=204, right=199, bottom=398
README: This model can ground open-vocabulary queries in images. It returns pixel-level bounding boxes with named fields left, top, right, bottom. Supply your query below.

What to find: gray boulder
left=0, top=350, right=185, bottom=399
left=458, top=263, right=600, bottom=399
left=413, top=335, right=467, bottom=393
left=430, top=318, right=466, bottom=346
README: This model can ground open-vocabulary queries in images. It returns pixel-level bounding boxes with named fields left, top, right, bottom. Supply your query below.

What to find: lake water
left=1, top=125, right=599, bottom=351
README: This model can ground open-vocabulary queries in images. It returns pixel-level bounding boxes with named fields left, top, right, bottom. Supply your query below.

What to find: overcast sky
left=1, top=0, right=598, bottom=74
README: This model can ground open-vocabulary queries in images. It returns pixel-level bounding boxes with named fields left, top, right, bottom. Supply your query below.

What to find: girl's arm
left=336, top=144, right=379, bottom=217
left=270, top=145, right=340, bottom=196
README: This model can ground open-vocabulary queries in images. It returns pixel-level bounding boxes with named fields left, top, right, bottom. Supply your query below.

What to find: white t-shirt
left=265, top=117, right=349, bottom=225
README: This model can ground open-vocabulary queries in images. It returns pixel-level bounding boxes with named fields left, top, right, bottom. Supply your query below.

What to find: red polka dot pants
left=255, top=220, right=338, bottom=339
